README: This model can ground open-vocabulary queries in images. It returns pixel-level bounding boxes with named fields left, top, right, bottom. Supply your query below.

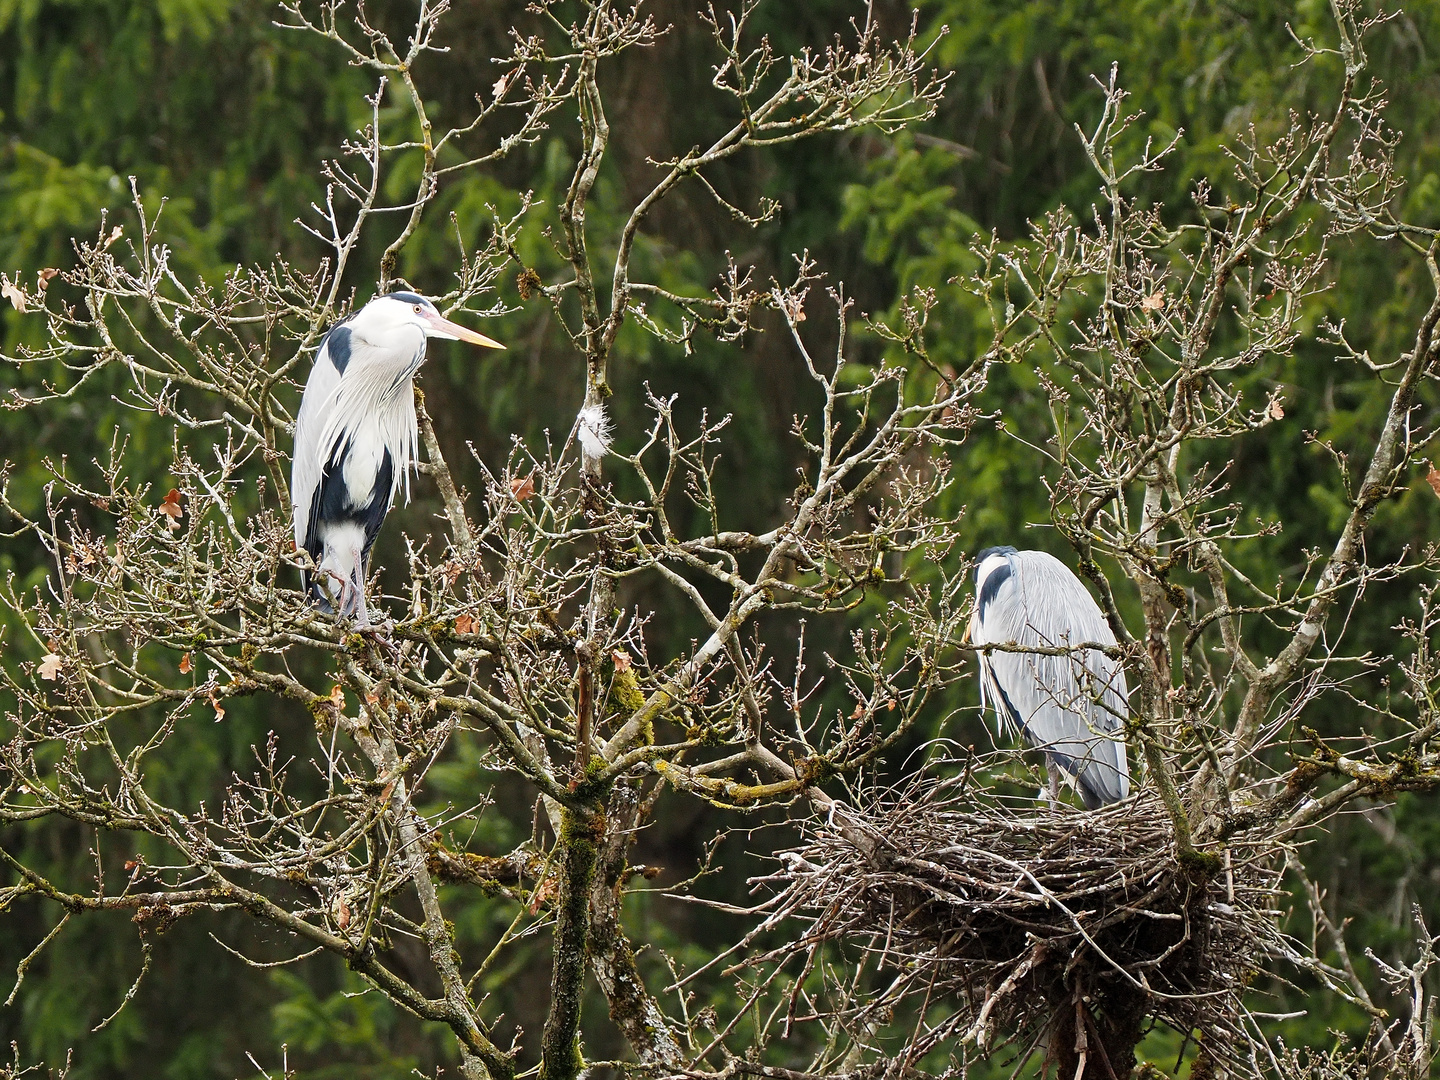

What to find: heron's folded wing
left=292, top=331, right=345, bottom=551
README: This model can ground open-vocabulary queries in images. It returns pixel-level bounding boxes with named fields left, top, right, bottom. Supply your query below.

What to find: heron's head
left=352, top=292, right=505, bottom=352
left=967, top=545, right=1018, bottom=642
left=972, top=545, right=1017, bottom=586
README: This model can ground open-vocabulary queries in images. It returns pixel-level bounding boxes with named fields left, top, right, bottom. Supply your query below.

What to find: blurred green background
left=4, top=0, right=1440, bottom=1075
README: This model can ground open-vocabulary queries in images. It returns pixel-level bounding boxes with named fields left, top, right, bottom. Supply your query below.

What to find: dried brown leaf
left=2, top=280, right=26, bottom=313
left=455, top=613, right=477, bottom=635
left=1140, top=289, right=1165, bottom=313
left=510, top=473, right=536, bottom=501
left=1427, top=463, right=1440, bottom=499
left=179, top=652, right=192, bottom=674
left=159, top=489, right=184, bottom=530
left=528, top=878, right=555, bottom=914
left=612, top=650, right=632, bottom=673
left=38, top=653, right=61, bottom=681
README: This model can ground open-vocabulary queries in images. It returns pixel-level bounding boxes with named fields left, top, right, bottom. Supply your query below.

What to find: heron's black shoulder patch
left=974, top=545, right=1018, bottom=595
left=383, top=291, right=431, bottom=309
left=322, top=324, right=354, bottom=375
left=977, top=560, right=1013, bottom=618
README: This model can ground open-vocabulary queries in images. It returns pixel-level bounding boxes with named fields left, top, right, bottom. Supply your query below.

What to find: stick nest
left=750, top=783, right=1285, bottom=1067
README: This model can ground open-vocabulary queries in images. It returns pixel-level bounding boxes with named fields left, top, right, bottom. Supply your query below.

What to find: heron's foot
left=352, top=618, right=400, bottom=661
left=348, top=608, right=394, bottom=635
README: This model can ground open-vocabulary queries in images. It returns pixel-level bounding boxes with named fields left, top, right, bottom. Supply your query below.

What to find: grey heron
left=292, top=291, right=503, bottom=625
left=969, top=546, right=1130, bottom=807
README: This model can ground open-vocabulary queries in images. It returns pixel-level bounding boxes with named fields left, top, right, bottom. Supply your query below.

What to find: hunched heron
left=969, top=546, right=1131, bottom=807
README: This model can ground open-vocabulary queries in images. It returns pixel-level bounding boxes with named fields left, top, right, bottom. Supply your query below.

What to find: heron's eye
left=413, top=304, right=423, bottom=313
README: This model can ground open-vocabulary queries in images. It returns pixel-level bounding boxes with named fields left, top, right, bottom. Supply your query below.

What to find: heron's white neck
left=316, top=358, right=422, bottom=507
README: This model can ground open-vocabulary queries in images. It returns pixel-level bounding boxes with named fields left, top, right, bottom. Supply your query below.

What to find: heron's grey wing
left=978, top=551, right=1130, bottom=803
left=974, top=561, right=1044, bottom=739
left=292, top=328, right=347, bottom=552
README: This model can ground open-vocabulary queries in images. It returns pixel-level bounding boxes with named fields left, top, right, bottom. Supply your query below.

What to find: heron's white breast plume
left=577, top=403, right=612, bottom=470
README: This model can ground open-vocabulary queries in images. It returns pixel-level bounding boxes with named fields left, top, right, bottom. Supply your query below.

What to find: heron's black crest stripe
left=975, top=545, right=1017, bottom=562
left=384, top=291, right=431, bottom=309
left=973, top=544, right=1017, bottom=584
left=976, top=558, right=1013, bottom=619
left=323, top=325, right=354, bottom=375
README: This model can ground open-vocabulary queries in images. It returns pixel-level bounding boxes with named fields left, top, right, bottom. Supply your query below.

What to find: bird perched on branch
left=969, top=546, right=1130, bottom=807
left=292, top=292, right=503, bottom=625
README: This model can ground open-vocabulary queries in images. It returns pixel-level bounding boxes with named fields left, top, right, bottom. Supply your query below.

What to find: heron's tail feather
left=1043, top=745, right=1130, bottom=808
left=300, top=568, right=338, bottom=614
left=308, top=577, right=338, bottom=614
left=1073, top=754, right=1130, bottom=808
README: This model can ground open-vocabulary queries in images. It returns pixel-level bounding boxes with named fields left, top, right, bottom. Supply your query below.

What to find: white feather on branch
left=577, top=403, right=612, bottom=469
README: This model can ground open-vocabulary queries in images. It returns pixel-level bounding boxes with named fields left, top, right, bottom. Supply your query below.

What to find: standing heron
left=969, top=546, right=1130, bottom=807
left=292, top=291, right=503, bottom=625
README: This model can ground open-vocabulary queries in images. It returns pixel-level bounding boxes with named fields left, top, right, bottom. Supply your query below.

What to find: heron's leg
left=350, top=563, right=397, bottom=637
left=330, top=546, right=368, bottom=626
left=329, top=571, right=352, bottom=620
left=351, top=578, right=370, bottom=629
left=345, top=565, right=398, bottom=638
left=1046, top=762, right=1064, bottom=807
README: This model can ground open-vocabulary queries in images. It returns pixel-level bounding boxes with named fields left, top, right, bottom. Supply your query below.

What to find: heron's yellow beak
left=424, top=310, right=505, bottom=349
left=962, top=615, right=973, bottom=645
